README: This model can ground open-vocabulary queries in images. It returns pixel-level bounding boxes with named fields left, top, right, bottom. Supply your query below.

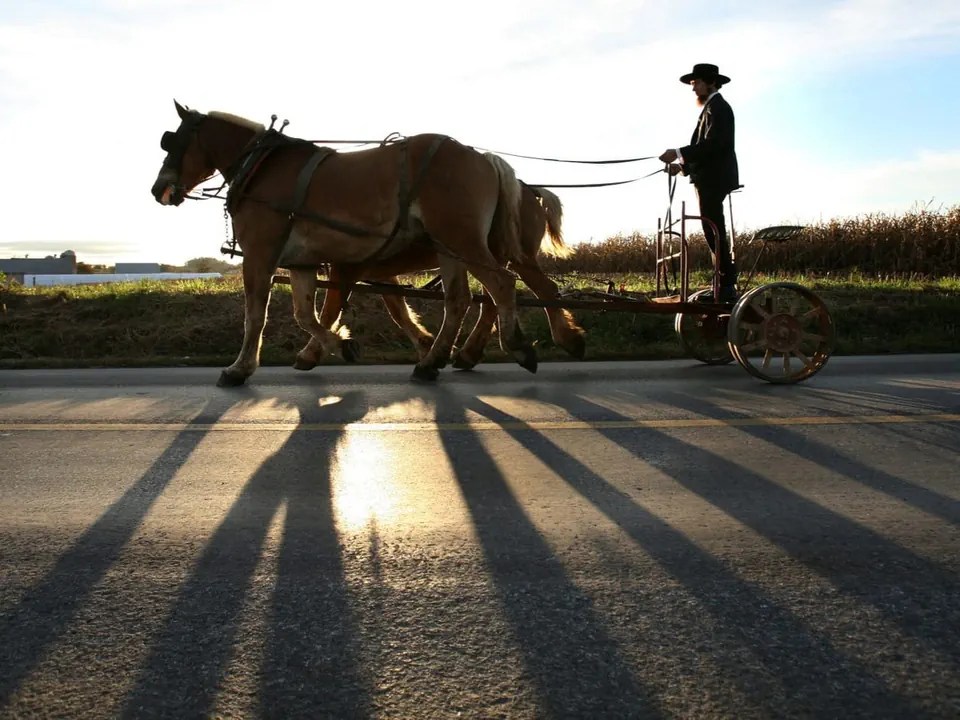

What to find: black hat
left=679, top=63, right=731, bottom=86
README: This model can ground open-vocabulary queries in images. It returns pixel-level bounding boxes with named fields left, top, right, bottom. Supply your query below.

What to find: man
left=659, top=63, right=740, bottom=302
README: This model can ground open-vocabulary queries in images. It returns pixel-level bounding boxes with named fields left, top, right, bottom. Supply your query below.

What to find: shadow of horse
left=120, top=392, right=373, bottom=718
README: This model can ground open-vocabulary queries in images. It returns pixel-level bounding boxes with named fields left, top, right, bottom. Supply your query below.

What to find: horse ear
left=174, top=100, right=189, bottom=119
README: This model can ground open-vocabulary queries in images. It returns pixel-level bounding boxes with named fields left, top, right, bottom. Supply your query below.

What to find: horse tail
left=483, top=153, right=523, bottom=264
left=530, top=186, right=572, bottom=258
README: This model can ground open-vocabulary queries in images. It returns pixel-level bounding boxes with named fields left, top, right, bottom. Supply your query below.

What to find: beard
left=696, top=94, right=708, bottom=107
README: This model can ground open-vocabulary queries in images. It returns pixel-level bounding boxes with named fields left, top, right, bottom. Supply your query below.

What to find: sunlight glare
left=332, top=428, right=401, bottom=531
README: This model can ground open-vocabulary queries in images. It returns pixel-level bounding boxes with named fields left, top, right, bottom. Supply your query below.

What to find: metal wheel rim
left=675, top=289, right=734, bottom=365
left=727, top=281, right=834, bottom=383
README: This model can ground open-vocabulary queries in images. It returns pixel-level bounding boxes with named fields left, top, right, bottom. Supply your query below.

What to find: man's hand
left=659, top=149, right=678, bottom=164
left=667, top=163, right=682, bottom=176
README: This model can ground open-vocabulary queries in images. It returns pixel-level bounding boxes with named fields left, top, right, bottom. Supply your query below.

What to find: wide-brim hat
left=680, top=63, right=731, bottom=86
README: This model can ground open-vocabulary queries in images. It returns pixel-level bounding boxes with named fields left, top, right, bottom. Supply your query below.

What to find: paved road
left=1, top=356, right=959, bottom=719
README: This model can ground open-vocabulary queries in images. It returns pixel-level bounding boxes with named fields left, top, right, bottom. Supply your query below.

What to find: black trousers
left=695, top=185, right=737, bottom=290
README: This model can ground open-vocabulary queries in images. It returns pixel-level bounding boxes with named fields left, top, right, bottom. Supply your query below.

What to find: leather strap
left=361, top=135, right=448, bottom=265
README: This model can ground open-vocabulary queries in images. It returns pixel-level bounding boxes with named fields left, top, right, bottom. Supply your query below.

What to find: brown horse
left=291, top=183, right=585, bottom=371
left=151, top=101, right=536, bottom=385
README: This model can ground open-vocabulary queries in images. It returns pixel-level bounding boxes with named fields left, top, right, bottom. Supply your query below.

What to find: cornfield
left=540, top=205, right=960, bottom=277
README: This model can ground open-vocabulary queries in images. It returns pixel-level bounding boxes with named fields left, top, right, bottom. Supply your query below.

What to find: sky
left=0, top=0, right=958, bottom=265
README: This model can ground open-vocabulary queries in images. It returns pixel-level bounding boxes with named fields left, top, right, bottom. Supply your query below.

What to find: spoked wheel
left=728, top=282, right=834, bottom=383
left=675, top=289, right=733, bottom=365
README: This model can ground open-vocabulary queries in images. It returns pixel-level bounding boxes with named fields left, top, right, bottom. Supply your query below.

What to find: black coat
left=681, top=93, right=739, bottom=194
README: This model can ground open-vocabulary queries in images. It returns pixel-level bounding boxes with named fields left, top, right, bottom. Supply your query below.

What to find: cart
left=249, top=176, right=834, bottom=385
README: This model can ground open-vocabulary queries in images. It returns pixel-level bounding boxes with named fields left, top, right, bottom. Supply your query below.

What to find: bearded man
left=659, top=63, right=740, bottom=302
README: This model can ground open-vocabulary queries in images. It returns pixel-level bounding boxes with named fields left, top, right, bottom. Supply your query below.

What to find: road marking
left=1, top=414, right=959, bottom=433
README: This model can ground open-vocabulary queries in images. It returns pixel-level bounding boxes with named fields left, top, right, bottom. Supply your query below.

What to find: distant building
left=0, top=251, right=77, bottom=283
left=115, top=262, right=162, bottom=274
left=21, top=272, right=222, bottom=287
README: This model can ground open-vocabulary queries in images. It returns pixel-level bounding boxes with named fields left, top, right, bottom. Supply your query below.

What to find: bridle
left=158, top=110, right=218, bottom=203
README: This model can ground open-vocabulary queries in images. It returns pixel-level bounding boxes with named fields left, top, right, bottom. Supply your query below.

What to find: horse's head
left=151, top=100, right=216, bottom=206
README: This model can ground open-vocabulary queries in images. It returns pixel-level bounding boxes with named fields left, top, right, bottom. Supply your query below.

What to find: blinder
left=154, top=109, right=209, bottom=205
left=158, top=110, right=206, bottom=172
left=160, top=131, right=177, bottom=152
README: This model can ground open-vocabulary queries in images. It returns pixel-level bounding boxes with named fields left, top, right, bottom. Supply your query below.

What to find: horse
left=150, top=100, right=537, bottom=385
left=291, top=183, right=586, bottom=371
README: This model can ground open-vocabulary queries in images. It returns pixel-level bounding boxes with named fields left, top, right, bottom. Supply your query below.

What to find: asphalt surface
left=1, top=356, right=959, bottom=719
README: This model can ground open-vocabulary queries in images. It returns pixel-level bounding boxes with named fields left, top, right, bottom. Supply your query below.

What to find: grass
left=3, top=205, right=959, bottom=368
left=2, top=271, right=958, bottom=369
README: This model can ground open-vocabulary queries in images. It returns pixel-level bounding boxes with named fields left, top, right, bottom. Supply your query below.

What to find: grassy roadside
left=2, top=273, right=958, bottom=369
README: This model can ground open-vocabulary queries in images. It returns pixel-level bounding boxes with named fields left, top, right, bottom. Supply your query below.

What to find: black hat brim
left=680, top=72, right=731, bottom=85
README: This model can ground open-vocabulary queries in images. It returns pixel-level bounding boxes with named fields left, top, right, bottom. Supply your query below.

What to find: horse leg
left=514, top=261, right=586, bottom=359
left=379, top=283, right=435, bottom=361
left=412, top=257, right=471, bottom=382
left=312, top=268, right=433, bottom=362
left=295, top=265, right=361, bottom=368
left=452, top=263, right=585, bottom=368
left=219, top=252, right=276, bottom=387
left=467, top=264, right=537, bottom=374
left=451, top=289, right=497, bottom=370
left=289, top=268, right=349, bottom=370
left=292, top=269, right=322, bottom=370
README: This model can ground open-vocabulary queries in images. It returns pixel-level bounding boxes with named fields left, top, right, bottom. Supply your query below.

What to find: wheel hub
left=763, top=313, right=802, bottom=352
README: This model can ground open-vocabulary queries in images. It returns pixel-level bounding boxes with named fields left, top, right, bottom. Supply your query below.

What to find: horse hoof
left=341, top=338, right=362, bottom=363
left=451, top=350, right=479, bottom=371
left=516, top=349, right=538, bottom=374
left=411, top=364, right=440, bottom=383
left=217, top=369, right=247, bottom=387
left=565, top=335, right=587, bottom=360
left=293, top=356, right=317, bottom=371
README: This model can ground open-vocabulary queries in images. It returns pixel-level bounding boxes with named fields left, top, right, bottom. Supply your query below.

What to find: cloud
left=0, top=0, right=957, bottom=264
left=0, top=239, right=130, bottom=258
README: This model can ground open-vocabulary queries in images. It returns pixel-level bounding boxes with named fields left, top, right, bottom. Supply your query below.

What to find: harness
left=223, top=130, right=449, bottom=266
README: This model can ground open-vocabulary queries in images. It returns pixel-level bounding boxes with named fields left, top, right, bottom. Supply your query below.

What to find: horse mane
left=207, top=111, right=266, bottom=133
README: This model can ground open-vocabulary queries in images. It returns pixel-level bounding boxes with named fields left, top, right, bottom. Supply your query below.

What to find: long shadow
left=555, top=390, right=960, bottom=667
left=121, top=392, right=371, bottom=719
left=873, top=420, right=960, bottom=458
left=664, top=391, right=960, bottom=528
left=261, top=392, right=372, bottom=718
left=0, top=397, right=236, bottom=708
left=466, top=396, right=924, bottom=718
left=433, top=386, right=662, bottom=719
left=703, top=384, right=960, bottom=472
left=800, top=386, right=955, bottom=416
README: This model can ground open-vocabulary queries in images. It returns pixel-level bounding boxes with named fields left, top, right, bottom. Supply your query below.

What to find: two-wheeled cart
left=261, top=177, right=834, bottom=385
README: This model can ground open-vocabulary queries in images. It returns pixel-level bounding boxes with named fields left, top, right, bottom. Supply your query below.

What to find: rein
left=168, top=116, right=668, bottom=264
left=471, top=148, right=658, bottom=164
left=528, top=165, right=668, bottom=189
left=189, top=129, right=666, bottom=195
left=292, top=137, right=659, bottom=166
